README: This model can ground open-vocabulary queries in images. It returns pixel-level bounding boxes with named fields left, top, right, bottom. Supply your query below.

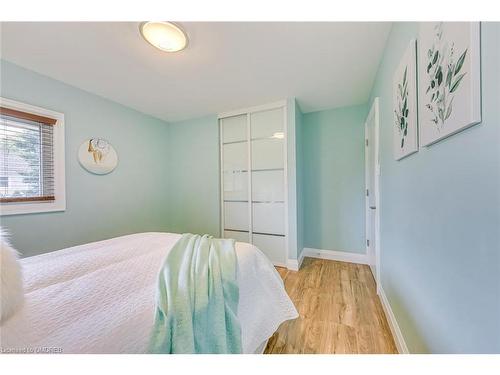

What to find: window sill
left=0, top=198, right=66, bottom=216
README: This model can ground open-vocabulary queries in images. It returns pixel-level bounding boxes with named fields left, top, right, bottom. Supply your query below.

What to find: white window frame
left=0, top=97, right=66, bottom=216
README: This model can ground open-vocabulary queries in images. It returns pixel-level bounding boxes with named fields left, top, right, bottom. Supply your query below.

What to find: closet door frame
left=219, top=100, right=289, bottom=267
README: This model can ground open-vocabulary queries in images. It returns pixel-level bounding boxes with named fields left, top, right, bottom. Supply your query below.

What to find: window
left=0, top=107, right=56, bottom=202
left=0, top=98, right=65, bottom=215
left=0, top=176, right=8, bottom=188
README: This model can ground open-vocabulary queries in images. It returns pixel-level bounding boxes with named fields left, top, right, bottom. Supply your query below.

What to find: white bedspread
left=0, top=233, right=297, bottom=354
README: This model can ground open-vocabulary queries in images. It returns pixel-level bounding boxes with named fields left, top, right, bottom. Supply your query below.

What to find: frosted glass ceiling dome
left=140, top=22, right=188, bottom=52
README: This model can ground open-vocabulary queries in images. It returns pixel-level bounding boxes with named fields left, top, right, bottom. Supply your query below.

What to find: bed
left=0, top=232, right=298, bottom=354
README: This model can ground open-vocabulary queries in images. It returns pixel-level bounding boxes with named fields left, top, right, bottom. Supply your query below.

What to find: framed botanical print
left=393, top=39, right=418, bottom=160
left=418, top=22, right=481, bottom=146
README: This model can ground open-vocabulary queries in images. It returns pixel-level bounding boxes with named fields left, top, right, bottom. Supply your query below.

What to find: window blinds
left=0, top=107, right=56, bottom=203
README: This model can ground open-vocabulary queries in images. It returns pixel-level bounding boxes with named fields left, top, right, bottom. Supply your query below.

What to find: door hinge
left=366, top=189, right=369, bottom=197
left=367, top=239, right=370, bottom=247
left=365, top=139, right=368, bottom=146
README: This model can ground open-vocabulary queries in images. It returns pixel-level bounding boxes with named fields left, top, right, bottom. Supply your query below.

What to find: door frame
left=364, top=97, right=381, bottom=293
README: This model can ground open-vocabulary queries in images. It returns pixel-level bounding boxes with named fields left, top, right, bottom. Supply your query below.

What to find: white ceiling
left=0, top=22, right=391, bottom=122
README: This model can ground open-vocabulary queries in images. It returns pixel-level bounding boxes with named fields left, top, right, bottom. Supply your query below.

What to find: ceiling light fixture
left=139, top=21, right=188, bottom=52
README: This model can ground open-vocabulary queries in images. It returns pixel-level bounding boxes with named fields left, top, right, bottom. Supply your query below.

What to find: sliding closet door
left=221, top=115, right=250, bottom=243
left=220, top=102, right=290, bottom=267
left=250, top=108, right=286, bottom=266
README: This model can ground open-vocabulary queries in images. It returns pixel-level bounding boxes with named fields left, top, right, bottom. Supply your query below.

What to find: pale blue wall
left=302, top=104, right=368, bottom=253
left=0, top=61, right=171, bottom=256
left=166, top=115, right=220, bottom=237
left=368, top=22, right=500, bottom=353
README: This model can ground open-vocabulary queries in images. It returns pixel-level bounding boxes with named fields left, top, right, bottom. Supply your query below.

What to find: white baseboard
left=286, top=259, right=300, bottom=271
left=286, top=248, right=305, bottom=271
left=378, top=286, right=409, bottom=354
left=302, top=247, right=369, bottom=265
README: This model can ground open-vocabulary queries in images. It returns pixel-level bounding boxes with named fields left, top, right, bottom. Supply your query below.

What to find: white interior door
left=365, top=98, right=380, bottom=290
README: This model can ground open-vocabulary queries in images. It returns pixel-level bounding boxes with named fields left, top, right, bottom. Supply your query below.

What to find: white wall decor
left=418, top=22, right=481, bottom=146
left=78, top=138, right=118, bottom=175
left=393, top=39, right=418, bottom=160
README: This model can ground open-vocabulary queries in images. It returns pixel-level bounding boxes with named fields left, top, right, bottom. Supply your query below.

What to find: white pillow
left=0, top=229, right=24, bottom=322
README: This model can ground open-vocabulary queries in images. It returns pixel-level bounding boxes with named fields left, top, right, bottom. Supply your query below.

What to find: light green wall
left=302, top=104, right=368, bottom=253
left=166, top=115, right=220, bottom=237
left=0, top=60, right=171, bottom=256
left=368, top=22, right=500, bottom=353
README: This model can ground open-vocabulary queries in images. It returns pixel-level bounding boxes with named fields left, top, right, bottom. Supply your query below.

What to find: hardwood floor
left=264, top=257, right=398, bottom=354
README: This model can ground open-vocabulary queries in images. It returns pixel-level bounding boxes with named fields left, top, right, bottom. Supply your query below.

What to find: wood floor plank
left=264, top=257, right=398, bottom=354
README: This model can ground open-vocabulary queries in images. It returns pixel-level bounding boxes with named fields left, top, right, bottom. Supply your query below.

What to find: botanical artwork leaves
left=424, top=22, right=468, bottom=129
left=394, top=66, right=409, bottom=149
left=418, top=22, right=480, bottom=147
left=392, top=39, right=418, bottom=160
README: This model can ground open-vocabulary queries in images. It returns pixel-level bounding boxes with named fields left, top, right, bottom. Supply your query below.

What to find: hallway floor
left=265, top=257, right=398, bottom=354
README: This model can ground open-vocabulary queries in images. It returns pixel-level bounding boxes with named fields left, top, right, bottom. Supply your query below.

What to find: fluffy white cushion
left=0, top=229, right=24, bottom=322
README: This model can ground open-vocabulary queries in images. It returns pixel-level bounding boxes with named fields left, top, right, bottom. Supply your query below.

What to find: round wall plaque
left=78, top=138, right=118, bottom=175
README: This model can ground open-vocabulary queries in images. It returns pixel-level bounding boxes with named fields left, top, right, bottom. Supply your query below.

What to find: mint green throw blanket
left=148, top=234, right=242, bottom=354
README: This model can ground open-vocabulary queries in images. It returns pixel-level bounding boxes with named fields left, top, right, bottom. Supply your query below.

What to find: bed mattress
left=0, top=232, right=297, bottom=354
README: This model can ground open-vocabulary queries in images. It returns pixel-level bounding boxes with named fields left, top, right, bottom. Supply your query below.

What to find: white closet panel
left=250, top=108, right=283, bottom=138
left=223, top=171, right=248, bottom=201
left=252, top=202, right=285, bottom=235
left=223, top=142, right=247, bottom=172
left=251, top=139, right=284, bottom=170
left=224, top=230, right=250, bottom=243
left=220, top=100, right=295, bottom=268
left=252, top=170, right=284, bottom=202
left=252, top=234, right=286, bottom=266
left=224, top=202, right=249, bottom=231
left=221, top=115, right=247, bottom=143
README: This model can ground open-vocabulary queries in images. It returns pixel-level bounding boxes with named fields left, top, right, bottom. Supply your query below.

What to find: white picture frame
left=418, top=22, right=481, bottom=147
left=393, top=39, right=418, bottom=160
